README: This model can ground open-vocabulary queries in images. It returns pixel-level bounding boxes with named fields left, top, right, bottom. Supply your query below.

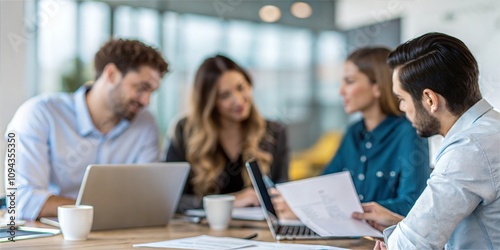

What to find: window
left=32, top=1, right=350, bottom=151
left=37, top=0, right=77, bottom=93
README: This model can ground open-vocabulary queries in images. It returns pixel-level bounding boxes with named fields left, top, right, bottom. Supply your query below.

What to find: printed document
left=133, top=235, right=252, bottom=249
left=276, top=171, right=383, bottom=237
left=133, top=235, right=347, bottom=249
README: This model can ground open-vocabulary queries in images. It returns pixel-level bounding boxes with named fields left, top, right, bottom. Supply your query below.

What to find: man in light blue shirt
left=352, top=33, right=500, bottom=249
left=5, top=39, right=169, bottom=220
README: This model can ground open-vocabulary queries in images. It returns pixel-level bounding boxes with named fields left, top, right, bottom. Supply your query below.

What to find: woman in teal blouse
left=273, top=47, right=429, bottom=218
left=322, top=47, right=429, bottom=216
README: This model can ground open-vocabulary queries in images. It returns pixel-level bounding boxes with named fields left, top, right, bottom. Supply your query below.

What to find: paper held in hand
left=276, top=171, right=383, bottom=238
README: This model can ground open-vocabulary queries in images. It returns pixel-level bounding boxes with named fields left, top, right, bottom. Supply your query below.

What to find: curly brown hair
left=94, top=39, right=168, bottom=80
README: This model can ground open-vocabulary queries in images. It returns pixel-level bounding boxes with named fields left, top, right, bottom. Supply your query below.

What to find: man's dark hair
left=94, top=39, right=168, bottom=80
left=387, top=32, right=481, bottom=116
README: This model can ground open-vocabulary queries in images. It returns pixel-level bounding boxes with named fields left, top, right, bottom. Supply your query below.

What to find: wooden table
left=3, top=218, right=376, bottom=249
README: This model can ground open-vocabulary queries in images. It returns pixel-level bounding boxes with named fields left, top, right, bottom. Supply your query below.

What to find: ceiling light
left=259, top=5, right=281, bottom=23
left=291, top=2, right=313, bottom=19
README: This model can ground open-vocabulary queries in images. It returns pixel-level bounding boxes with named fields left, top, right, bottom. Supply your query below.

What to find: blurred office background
left=2, top=0, right=500, bottom=195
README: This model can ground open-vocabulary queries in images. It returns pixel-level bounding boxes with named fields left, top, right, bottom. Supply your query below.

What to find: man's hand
left=374, top=240, right=387, bottom=250
left=269, top=188, right=298, bottom=220
left=233, top=187, right=260, bottom=207
left=352, top=202, right=404, bottom=231
left=37, top=195, right=76, bottom=219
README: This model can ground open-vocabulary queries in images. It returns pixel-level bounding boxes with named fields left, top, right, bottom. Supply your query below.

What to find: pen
left=362, top=236, right=377, bottom=242
left=242, top=233, right=258, bottom=240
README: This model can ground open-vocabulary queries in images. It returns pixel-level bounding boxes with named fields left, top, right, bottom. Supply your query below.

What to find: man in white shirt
left=352, top=32, right=500, bottom=249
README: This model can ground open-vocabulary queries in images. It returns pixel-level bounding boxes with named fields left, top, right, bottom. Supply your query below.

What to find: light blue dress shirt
left=5, top=86, right=159, bottom=220
left=384, top=99, right=500, bottom=249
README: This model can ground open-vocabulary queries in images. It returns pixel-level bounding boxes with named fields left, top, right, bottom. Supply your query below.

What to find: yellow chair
left=289, top=130, right=343, bottom=180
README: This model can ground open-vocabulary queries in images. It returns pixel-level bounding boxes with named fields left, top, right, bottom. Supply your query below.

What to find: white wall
left=402, top=0, right=500, bottom=109
left=337, top=0, right=500, bottom=109
left=336, top=0, right=406, bottom=30
left=0, top=1, right=28, bottom=197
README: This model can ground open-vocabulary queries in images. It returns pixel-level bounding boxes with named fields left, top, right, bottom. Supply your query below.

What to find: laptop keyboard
left=278, top=225, right=318, bottom=236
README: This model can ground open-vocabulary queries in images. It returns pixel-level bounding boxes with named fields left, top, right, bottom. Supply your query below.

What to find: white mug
left=203, top=195, right=235, bottom=230
left=58, top=205, right=93, bottom=241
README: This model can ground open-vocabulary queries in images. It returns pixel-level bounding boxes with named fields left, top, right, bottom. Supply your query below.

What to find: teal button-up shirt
left=323, top=115, right=430, bottom=216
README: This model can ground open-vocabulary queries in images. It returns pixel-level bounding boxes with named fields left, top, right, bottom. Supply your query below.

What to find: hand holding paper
left=276, top=171, right=383, bottom=237
left=352, top=202, right=404, bottom=231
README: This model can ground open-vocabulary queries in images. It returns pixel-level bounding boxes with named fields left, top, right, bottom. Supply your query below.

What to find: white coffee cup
left=58, top=205, right=94, bottom=241
left=203, top=195, right=235, bottom=230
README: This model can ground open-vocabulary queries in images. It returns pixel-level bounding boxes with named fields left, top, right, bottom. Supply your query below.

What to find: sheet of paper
left=276, top=171, right=383, bottom=237
left=133, top=235, right=254, bottom=249
left=185, top=207, right=265, bottom=221
left=243, top=241, right=348, bottom=250
left=133, top=235, right=347, bottom=250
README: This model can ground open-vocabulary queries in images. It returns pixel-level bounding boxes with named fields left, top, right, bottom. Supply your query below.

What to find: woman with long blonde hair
left=166, top=55, right=289, bottom=211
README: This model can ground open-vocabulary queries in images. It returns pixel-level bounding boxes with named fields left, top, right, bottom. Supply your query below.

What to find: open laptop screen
left=245, top=160, right=277, bottom=217
left=76, top=163, right=189, bottom=231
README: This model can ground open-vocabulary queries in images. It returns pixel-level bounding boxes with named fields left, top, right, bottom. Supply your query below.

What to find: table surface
left=3, top=217, right=377, bottom=249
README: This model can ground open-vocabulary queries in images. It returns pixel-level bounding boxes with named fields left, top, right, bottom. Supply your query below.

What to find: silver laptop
left=75, top=163, right=189, bottom=231
left=246, top=160, right=341, bottom=240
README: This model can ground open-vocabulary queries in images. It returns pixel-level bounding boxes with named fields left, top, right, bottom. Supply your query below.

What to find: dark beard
left=413, top=100, right=441, bottom=138
left=109, top=82, right=140, bottom=121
